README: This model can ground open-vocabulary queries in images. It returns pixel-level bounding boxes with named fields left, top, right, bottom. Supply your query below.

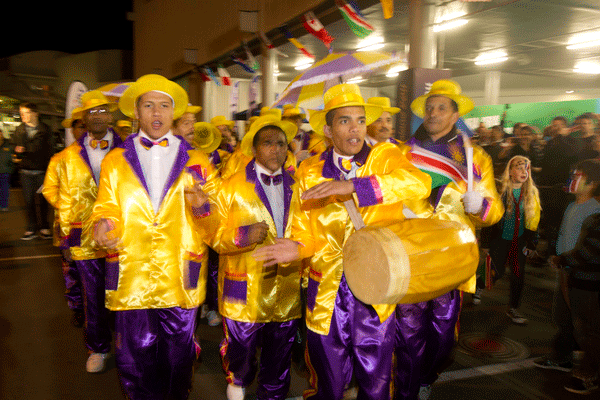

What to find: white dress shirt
left=85, top=131, right=113, bottom=184
left=255, top=162, right=285, bottom=238
left=135, top=130, right=180, bottom=213
left=333, top=150, right=358, bottom=179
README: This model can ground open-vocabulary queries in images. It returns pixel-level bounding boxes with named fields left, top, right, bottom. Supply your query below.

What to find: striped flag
left=230, top=55, right=256, bottom=74
left=278, top=25, right=315, bottom=59
left=204, top=67, right=221, bottom=86
left=408, top=144, right=469, bottom=188
left=335, top=0, right=375, bottom=38
left=301, top=12, right=335, bottom=49
left=258, top=31, right=289, bottom=57
left=217, top=64, right=231, bottom=86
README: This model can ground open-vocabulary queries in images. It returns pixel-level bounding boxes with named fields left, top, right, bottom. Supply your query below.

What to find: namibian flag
left=408, top=144, right=469, bottom=188
left=335, top=0, right=375, bottom=39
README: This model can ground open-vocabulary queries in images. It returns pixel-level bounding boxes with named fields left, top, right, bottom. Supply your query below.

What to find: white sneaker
left=472, top=288, right=483, bottom=305
left=507, top=308, right=528, bottom=325
left=86, top=352, right=109, bottom=373
left=226, top=383, right=245, bottom=400
left=200, top=304, right=209, bottom=319
left=207, top=310, right=222, bottom=327
left=418, top=385, right=432, bottom=400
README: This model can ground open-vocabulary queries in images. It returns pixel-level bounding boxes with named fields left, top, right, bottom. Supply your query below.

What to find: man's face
left=423, top=96, right=459, bottom=140
left=217, top=124, right=232, bottom=139
left=72, top=120, right=86, bottom=140
left=83, top=105, right=112, bottom=137
left=551, top=119, right=567, bottom=130
left=324, top=106, right=367, bottom=157
left=252, top=127, right=288, bottom=173
left=576, top=118, right=594, bottom=135
left=135, top=91, right=174, bottom=140
left=367, top=111, right=393, bottom=143
left=174, top=112, right=196, bottom=145
left=491, top=127, right=503, bottom=141
left=516, top=128, right=532, bottom=147
left=19, top=107, right=38, bottom=127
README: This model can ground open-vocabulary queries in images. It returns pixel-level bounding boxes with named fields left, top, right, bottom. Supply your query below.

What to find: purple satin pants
left=394, top=289, right=462, bottom=400
left=304, top=276, right=396, bottom=400
left=76, top=258, right=111, bottom=354
left=221, top=318, right=298, bottom=400
left=115, top=307, right=198, bottom=400
left=61, top=254, right=82, bottom=312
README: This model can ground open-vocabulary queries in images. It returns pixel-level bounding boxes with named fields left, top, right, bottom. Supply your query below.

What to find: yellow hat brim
left=410, top=93, right=474, bottom=118
left=119, top=74, right=189, bottom=120
left=309, top=103, right=383, bottom=136
left=192, top=122, right=222, bottom=154
left=240, top=116, right=297, bottom=157
left=186, top=105, right=202, bottom=115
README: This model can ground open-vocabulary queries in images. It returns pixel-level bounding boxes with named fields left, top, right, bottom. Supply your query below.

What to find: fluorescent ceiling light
left=566, top=90, right=575, bottom=94
left=433, top=19, right=468, bottom=33
left=346, top=76, right=365, bottom=84
left=573, top=61, right=600, bottom=74
left=386, top=72, right=399, bottom=78
left=475, top=50, right=508, bottom=65
left=436, top=11, right=467, bottom=23
left=357, top=36, right=384, bottom=51
left=567, top=39, right=600, bottom=50
left=567, top=32, right=600, bottom=50
left=386, top=64, right=408, bottom=77
left=357, top=43, right=385, bottom=51
left=294, top=61, right=313, bottom=71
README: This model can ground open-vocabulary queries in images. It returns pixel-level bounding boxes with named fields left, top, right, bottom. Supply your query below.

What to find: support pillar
left=408, top=0, right=436, bottom=69
left=261, top=43, right=277, bottom=108
left=484, top=70, right=501, bottom=105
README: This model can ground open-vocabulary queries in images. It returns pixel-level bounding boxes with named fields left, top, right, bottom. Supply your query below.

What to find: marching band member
left=365, top=97, right=401, bottom=146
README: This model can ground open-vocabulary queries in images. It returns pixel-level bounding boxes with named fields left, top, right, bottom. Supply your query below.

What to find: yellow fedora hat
left=309, top=84, right=383, bottom=135
left=80, top=90, right=118, bottom=113
left=185, top=104, right=202, bottom=115
left=260, top=106, right=282, bottom=119
left=367, top=97, right=400, bottom=115
left=192, top=122, right=222, bottom=154
left=116, top=120, right=132, bottom=129
left=282, top=104, right=306, bottom=120
left=210, top=115, right=235, bottom=128
left=240, top=115, right=297, bottom=157
left=410, top=79, right=474, bottom=118
left=119, top=74, right=189, bottom=119
left=61, top=107, right=84, bottom=128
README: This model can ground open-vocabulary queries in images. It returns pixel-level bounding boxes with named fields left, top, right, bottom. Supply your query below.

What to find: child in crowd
left=476, top=156, right=541, bottom=325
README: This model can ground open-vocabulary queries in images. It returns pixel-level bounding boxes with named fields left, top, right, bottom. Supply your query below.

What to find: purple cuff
left=351, top=175, right=383, bottom=207
left=479, top=197, right=492, bottom=222
left=234, top=225, right=252, bottom=248
left=192, top=202, right=211, bottom=218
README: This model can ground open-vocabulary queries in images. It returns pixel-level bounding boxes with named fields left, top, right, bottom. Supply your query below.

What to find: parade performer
left=212, top=114, right=301, bottom=400
left=51, top=91, right=123, bottom=373
left=396, top=79, right=503, bottom=400
left=365, top=97, right=401, bottom=146
left=284, top=104, right=327, bottom=163
left=91, top=74, right=220, bottom=399
left=174, top=103, right=202, bottom=145
left=254, top=83, right=431, bottom=400
left=211, top=115, right=237, bottom=153
left=42, top=107, right=86, bottom=328
left=192, top=121, right=231, bottom=171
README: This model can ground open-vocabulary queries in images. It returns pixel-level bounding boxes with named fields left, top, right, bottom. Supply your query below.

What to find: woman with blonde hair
left=477, top=155, right=541, bottom=324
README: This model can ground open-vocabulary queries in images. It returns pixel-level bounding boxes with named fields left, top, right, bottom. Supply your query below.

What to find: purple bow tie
left=260, top=173, right=283, bottom=186
left=140, top=136, right=169, bottom=150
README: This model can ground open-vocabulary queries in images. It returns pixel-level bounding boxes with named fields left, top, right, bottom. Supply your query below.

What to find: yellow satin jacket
left=212, top=160, right=301, bottom=323
left=401, top=141, right=504, bottom=294
left=292, top=143, right=432, bottom=336
left=91, top=135, right=220, bottom=311
left=42, top=149, right=68, bottom=247
left=220, top=148, right=297, bottom=180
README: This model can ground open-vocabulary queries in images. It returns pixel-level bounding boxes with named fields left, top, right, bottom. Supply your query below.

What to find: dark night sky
left=2, top=2, right=133, bottom=58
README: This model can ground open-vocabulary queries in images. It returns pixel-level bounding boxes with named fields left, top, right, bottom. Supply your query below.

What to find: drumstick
left=344, top=198, right=366, bottom=230
left=463, top=133, right=474, bottom=192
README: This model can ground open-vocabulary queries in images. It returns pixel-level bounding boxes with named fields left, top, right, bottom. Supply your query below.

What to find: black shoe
left=71, top=311, right=84, bottom=328
left=21, top=231, right=37, bottom=240
left=564, top=376, right=599, bottom=395
left=39, top=229, right=53, bottom=240
left=533, top=357, right=573, bottom=372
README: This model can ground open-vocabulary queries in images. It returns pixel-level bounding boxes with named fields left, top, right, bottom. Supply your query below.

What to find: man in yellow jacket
left=255, top=84, right=432, bottom=400
left=92, top=74, right=220, bottom=400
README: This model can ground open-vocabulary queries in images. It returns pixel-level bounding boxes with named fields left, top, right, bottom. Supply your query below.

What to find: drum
left=342, top=218, right=479, bottom=305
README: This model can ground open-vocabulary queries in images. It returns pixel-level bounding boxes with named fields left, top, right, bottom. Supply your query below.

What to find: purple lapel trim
left=122, top=133, right=150, bottom=195
left=320, top=142, right=371, bottom=180
left=282, top=168, right=293, bottom=228
left=161, top=138, right=192, bottom=205
left=246, top=160, right=275, bottom=223
left=353, top=142, right=371, bottom=167
left=302, top=131, right=311, bottom=150
left=77, top=132, right=95, bottom=183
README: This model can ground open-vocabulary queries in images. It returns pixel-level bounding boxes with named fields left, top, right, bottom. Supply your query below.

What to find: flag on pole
left=380, top=0, right=393, bottom=19
left=204, top=67, right=221, bottom=86
left=230, top=55, right=256, bottom=74
left=278, top=25, right=315, bottom=59
left=301, top=11, right=335, bottom=49
left=217, top=64, right=231, bottom=86
left=198, top=70, right=211, bottom=82
left=243, top=44, right=260, bottom=71
left=258, top=31, right=289, bottom=57
left=335, top=0, right=375, bottom=38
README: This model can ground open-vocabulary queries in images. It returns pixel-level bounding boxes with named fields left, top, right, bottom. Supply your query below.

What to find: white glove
left=461, top=191, right=484, bottom=214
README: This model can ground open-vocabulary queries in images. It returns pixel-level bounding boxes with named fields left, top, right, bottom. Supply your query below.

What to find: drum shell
left=342, top=219, right=479, bottom=305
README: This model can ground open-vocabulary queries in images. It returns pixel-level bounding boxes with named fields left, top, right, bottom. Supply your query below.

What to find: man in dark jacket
left=12, top=102, right=54, bottom=240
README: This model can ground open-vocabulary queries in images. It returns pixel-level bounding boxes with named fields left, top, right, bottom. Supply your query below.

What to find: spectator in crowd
left=500, top=125, right=542, bottom=182
left=12, top=102, right=54, bottom=240
left=572, top=114, right=598, bottom=161
left=0, top=131, right=14, bottom=212
left=483, top=125, right=507, bottom=179
left=535, top=159, right=600, bottom=391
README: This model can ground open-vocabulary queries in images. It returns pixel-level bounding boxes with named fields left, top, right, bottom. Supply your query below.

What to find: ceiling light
left=294, top=61, right=313, bottom=71
left=567, top=32, right=600, bottom=50
left=346, top=76, right=365, bottom=84
left=386, top=72, right=399, bottom=78
left=574, top=61, right=600, bottom=74
left=566, top=90, right=575, bottom=94
left=475, top=50, right=508, bottom=66
left=433, top=19, right=468, bottom=33
left=357, top=36, right=384, bottom=51
left=273, top=70, right=281, bottom=76
left=436, top=11, right=467, bottom=23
